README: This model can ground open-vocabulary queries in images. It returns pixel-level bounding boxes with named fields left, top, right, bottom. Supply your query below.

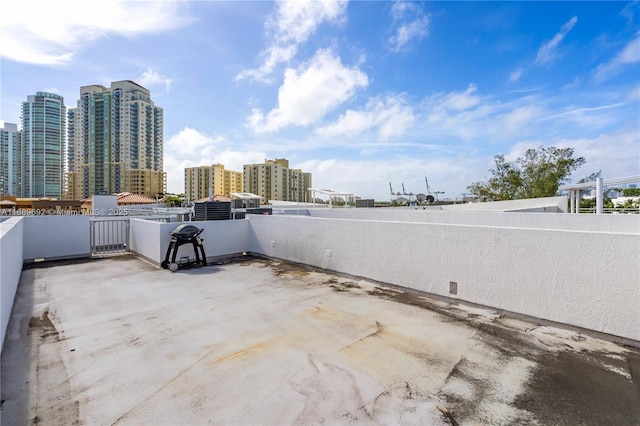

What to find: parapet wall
left=130, top=219, right=250, bottom=265
left=306, top=208, right=638, bottom=233
left=247, top=214, right=640, bottom=341
left=1, top=218, right=24, bottom=349
left=23, top=216, right=90, bottom=262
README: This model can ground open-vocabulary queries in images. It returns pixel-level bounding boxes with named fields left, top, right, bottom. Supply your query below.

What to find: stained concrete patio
left=1, top=255, right=639, bottom=425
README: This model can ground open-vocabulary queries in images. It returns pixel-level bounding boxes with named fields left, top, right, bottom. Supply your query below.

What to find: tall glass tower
left=20, top=92, right=66, bottom=198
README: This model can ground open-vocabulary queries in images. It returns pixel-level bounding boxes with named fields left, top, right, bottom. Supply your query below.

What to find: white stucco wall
left=1, top=217, right=24, bottom=350
left=130, top=219, right=165, bottom=263
left=306, top=208, right=639, bottom=233
left=91, top=195, right=118, bottom=215
left=247, top=215, right=640, bottom=341
left=23, top=216, right=90, bottom=262
left=439, top=196, right=568, bottom=212
left=130, top=219, right=251, bottom=265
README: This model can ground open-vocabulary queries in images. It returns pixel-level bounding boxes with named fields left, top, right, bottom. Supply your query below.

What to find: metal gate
left=90, top=219, right=130, bottom=256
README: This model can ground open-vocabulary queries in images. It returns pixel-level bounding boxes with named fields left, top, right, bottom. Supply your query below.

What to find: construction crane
left=389, top=182, right=401, bottom=198
left=389, top=182, right=408, bottom=205
left=402, top=183, right=415, bottom=199
left=425, top=177, right=444, bottom=202
left=402, top=183, right=419, bottom=206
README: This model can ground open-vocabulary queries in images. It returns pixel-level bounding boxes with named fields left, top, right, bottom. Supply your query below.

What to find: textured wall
left=23, top=216, right=90, bottom=261
left=130, top=219, right=251, bottom=265
left=248, top=214, right=640, bottom=341
left=130, top=219, right=165, bottom=263
left=1, top=218, right=24, bottom=350
left=306, top=208, right=639, bottom=233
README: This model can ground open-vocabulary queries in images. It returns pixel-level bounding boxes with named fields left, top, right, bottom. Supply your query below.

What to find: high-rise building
left=65, top=81, right=165, bottom=199
left=243, top=158, right=312, bottom=204
left=20, top=92, right=66, bottom=198
left=289, top=167, right=312, bottom=204
left=184, top=163, right=243, bottom=200
left=0, top=122, right=21, bottom=195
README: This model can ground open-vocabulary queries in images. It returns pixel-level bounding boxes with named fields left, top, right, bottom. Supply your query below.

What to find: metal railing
left=577, top=207, right=639, bottom=214
left=90, top=219, right=130, bottom=256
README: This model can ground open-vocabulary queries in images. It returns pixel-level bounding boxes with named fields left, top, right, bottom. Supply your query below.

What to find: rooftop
left=2, top=254, right=639, bottom=425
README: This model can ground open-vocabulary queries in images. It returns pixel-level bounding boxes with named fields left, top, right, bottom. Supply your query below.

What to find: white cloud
left=165, top=127, right=223, bottom=157
left=592, top=32, right=640, bottom=82
left=43, top=87, right=62, bottom=95
left=502, top=106, right=543, bottom=133
left=424, top=84, right=484, bottom=131
left=558, top=127, right=640, bottom=178
left=0, top=1, right=192, bottom=65
left=139, top=68, right=172, bottom=93
left=236, top=0, right=348, bottom=82
left=298, top=155, right=473, bottom=201
left=424, top=85, right=499, bottom=141
left=388, top=2, right=430, bottom=52
left=628, top=84, right=640, bottom=101
left=562, top=77, right=582, bottom=90
left=508, top=69, right=524, bottom=83
left=620, top=1, right=638, bottom=25
left=247, top=49, right=369, bottom=132
left=440, top=84, right=481, bottom=111
left=316, top=95, right=414, bottom=140
left=163, top=127, right=266, bottom=193
left=535, top=16, right=578, bottom=65
left=420, top=85, right=570, bottom=143
left=534, top=103, right=626, bottom=131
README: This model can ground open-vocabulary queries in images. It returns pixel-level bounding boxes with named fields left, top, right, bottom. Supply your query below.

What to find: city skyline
left=1, top=1, right=639, bottom=200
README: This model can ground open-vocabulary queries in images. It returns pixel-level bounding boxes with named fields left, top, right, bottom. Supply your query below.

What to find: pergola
left=559, top=175, right=640, bottom=214
left=231, top=192, right=262, bottom=208
left=307, top=188, right=355, bottom=207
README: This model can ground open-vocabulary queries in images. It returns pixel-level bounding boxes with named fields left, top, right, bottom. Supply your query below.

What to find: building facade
left=243, top=158, right=312, bottom=204
left=184, top=163, right=243, bottom=200
left=19, top=93, right=66, bottom=198
left=0, top=122, right=20, bottom=195
left=65, top=81, right=165, bottom=199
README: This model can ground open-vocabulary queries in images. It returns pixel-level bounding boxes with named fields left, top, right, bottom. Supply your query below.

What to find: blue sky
left=1, top=0, right=639, bottom=200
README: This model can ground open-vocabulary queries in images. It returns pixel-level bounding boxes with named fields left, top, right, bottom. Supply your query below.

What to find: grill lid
left=170, top=224, right=203, bottom=239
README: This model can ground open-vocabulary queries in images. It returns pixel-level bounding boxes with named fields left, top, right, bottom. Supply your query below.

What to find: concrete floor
left=1, top=255, right=639, bottom=426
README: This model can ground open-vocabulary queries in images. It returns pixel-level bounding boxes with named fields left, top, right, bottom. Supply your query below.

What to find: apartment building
left=243, top=158, right=312, bottom=204
left=65, top=81, right=165, bottom=199
left=184, top=163, right=243, bottom=200
left=0, top=122, right=20, bottom=195
left=19, top=93, right=66, bottom=198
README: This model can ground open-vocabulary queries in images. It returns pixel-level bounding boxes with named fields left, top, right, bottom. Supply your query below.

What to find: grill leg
left=198, top=240, right=206, bottom=266
left=162, top=240, right=176, bottom=269
left=171, top=241, right=184, bottom=265
left=192, top=240, right=201, bottom=264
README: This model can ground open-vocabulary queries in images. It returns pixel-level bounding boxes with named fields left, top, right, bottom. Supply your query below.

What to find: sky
left=1, top=0, right=639, bottom=200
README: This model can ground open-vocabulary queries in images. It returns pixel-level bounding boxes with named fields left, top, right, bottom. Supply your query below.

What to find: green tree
left=468, top=146, right=585, bottom=201
left=164, top=193, right=185, bottom=207
left=623, top=188, right=640, bottom=197
left=577, top=170, right=601, bottom=184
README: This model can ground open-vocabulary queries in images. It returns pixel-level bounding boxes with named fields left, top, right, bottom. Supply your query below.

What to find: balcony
left=1, top=198, right=639, bottom=424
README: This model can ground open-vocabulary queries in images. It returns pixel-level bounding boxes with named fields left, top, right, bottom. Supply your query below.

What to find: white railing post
left=596, top=177, right=603, bottom=214
left=569, top=190, right=575, bottom=213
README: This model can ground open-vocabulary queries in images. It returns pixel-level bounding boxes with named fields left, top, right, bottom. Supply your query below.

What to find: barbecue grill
left=161, top=224, right=207, bottom=272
